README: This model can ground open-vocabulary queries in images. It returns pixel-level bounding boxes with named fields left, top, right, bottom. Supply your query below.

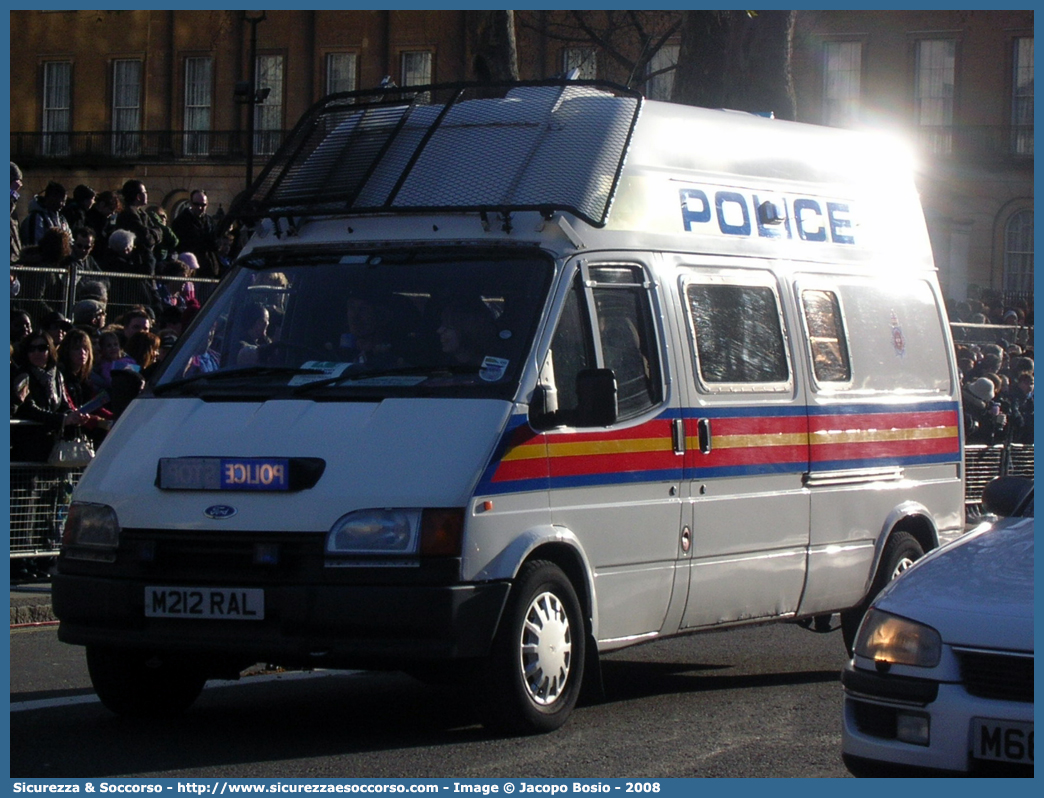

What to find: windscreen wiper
left=291, top=364, right=478, bottom=395
left=152, top=366, right=328, bottom=396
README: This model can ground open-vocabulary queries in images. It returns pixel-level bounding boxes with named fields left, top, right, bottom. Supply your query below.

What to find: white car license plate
left=972, top=718, right=1033, bottom=764
left=145, top=587, right=264, bottom=620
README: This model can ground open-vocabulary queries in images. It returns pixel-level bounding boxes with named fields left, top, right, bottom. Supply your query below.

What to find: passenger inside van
left=234, top=303, right=270, bottom=367
left=437, top=297, right=499, bottom=369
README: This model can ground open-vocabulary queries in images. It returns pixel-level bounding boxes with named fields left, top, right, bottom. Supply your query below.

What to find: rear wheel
left=841, top=531, right=924, bottom=654
left=86, top=646, right=207, bottom=717
left=479, top=560, right=586, bottom=735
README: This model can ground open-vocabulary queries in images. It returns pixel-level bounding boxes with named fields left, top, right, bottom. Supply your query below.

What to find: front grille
left=956, top=648, right=1034, bottom=703
left=59, top=529, right=461, bottom=586
left=121, top=529, right=326, bottom=583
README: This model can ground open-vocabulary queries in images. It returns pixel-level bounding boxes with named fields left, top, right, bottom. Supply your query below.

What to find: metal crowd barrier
left=950, top=322, right=1033, bottom=348
left=11, top=263, right=220, bottom=327
left=963, top=442, right=1035, bottom=519
left=10, top=462, right=84, bottom=559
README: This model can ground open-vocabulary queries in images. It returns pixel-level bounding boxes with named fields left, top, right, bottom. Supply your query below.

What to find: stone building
left=10, top=10, right=1032, bottom=304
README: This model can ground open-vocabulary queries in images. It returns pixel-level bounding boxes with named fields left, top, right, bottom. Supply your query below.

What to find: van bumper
left=53, top=574, right=511, bottom=669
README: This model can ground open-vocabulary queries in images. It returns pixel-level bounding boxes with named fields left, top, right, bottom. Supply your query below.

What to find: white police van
left=54, top=80, right=964, bottom=734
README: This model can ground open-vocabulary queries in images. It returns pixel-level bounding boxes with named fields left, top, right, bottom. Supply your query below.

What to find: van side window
left=543, top=264, right=663, bottom=426
left=686, top=283, right=789, bottom=385
left=802, top=289, right=851, bottom=383
left=546, top=281, right=594, bottom=418
left=591, top=267, right=662, bottom=419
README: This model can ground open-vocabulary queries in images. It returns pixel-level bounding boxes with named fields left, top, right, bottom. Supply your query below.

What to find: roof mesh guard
left=238, top=80, right=643, bottom=228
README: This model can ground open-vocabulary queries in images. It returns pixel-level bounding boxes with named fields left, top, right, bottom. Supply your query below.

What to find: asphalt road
left=11, top=619, right=852, bottom=779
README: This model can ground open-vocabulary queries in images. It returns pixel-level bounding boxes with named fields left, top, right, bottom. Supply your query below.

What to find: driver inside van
left=333, top=294, right=399, bottom=368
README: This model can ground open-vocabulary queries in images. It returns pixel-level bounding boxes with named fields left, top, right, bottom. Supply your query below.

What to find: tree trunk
left=672, top=10, right=796, bottom=121
left=466, top=10, right=519, bottom=83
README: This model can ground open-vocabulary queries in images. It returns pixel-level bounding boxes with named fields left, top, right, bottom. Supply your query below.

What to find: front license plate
left=145, top=587, right=264, bottom=620
left=973, top=718, right=1033, bottom=764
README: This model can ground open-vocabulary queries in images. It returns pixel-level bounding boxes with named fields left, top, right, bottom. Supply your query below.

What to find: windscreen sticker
left=479, top=356, right=510, bottom=382
left=288, top=361, right=351, bottom=386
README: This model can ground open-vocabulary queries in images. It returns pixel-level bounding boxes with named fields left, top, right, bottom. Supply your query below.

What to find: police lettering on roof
left=680, top=186, right=855, bottom=245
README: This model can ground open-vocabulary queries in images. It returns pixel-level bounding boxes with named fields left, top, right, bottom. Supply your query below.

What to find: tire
left=479, top=560, right=586, bottom=735
left=840, top=531, right=924, bottom=654
left=86, top=646, right=207, bottom=718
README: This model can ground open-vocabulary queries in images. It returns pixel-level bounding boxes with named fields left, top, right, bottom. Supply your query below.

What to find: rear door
left=674, top=263, right=811, bottom=628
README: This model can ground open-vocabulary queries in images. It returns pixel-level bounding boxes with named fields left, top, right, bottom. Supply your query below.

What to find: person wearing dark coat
left=11, top=330, right=87, bottom=461
left=61, top=184, right=96, bottom=231
left=115, top=179, right=163, bottom=276
left=171, top=189, right=222, bottom=278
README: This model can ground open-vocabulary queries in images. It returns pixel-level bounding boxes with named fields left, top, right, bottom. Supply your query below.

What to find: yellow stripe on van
left=685, top=432, right=808, bottom=450
left=499, top=442, right=548, bottom=462
left=811, top=426, right=959, bottom=444
left=547, top=438, right=672, bottom=458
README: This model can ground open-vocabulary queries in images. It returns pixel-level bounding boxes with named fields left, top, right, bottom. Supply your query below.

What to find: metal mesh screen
left=238, top=80, right=642, bottom=228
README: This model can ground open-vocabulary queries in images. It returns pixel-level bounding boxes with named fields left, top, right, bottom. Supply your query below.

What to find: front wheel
left=479, top=560, right=586, bottom=735
left=86, top=646, right=208, bottom=717
left=840, top=531, right=924, bottom=654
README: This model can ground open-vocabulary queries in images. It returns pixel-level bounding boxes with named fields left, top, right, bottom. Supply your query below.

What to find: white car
left=842, top=477, right=1034, bottom=776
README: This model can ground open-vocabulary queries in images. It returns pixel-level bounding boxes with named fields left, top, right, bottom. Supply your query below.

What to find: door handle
left=697, top=418, right=712, bottom=454
left=671, top=418, right=686, bottom=455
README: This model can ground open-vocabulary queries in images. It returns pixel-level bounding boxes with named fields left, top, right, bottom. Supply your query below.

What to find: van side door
left=675, top=265, right=811, bottom=628
left=533, top=258, right=685, bottom=644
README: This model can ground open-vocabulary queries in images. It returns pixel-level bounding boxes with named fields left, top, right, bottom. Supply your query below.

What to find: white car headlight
left=855, top=608, right=942, bottom=668
left=62, top=502, right=120, bottom=561
left=326, top=509, right=421, bottom=555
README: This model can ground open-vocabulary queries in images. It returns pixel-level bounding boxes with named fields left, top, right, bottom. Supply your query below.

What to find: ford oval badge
left=204, top=504, right=238, bottom=520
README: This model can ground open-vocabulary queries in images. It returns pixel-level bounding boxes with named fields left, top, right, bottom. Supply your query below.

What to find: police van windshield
left=155, top=248, right=553, bottom=400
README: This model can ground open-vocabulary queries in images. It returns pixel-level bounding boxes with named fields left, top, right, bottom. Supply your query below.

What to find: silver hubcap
left=890, top=556, right=916, bottom=581
left=519, top=591, right=572, bottom=706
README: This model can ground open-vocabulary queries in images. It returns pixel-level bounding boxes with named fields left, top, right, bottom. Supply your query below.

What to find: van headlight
left=855, top=608, right=942, bottom=668
left=325, top=508, right=464, bottom=557
left=62, top=503, right=120, bottom=561
left=326, top=509, right=421, bottom=555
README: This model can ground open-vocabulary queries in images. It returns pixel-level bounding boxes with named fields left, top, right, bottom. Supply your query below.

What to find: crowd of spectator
left=10, top=163, right=240, bottom=579
left=957, top=338, right=1034, bottom=446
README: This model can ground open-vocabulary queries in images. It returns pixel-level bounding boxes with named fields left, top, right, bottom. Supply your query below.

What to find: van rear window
left=802, top=289, right=852, bottom=383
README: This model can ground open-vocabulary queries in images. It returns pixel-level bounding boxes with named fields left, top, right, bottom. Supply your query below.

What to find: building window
left=400, top=50, right=432, bottom=102
left=1003, top=209, right=1033, bottom=296
left=1012, top=37, right=1033, bottom=156
left=327, top=52, right=357, bottom=96
left=184, top=56, right=212, bottom=157
left=823, top=41, right=861, bottom=127
left=42, top=61, right=71, bottom=157
left=645, top=44, right=678, bottom=101
left=563, top=48, right=597, bottom=80
left=914, top=39, right=956, bottom=155
left=112, top=58, right=142, bottom=157
left=254, top=54, right=284, bottom=156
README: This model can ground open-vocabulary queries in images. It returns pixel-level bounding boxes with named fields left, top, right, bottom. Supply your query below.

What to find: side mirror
left=576, top=368, right=617, bottom=427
